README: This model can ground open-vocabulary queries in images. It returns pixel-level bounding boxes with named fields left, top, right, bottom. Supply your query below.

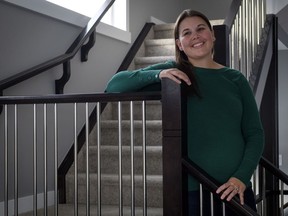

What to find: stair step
left=134, top=56, right=175, bottom=69
left=145, top=39, right=175, bottom=57
left=153, top=23, right=174, bottom=39
left=73, top=145, right=162, bottom=174
left=19, top=204, right=163, bottom=216
left=66, top=174, right=163, bottom=207
left=88, top=120, right=162, bottom=146
left=102, top=101, right=162, bottom=121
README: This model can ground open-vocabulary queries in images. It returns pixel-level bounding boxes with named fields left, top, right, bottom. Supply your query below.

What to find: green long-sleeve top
left=105, top=61, right=264, bottom=191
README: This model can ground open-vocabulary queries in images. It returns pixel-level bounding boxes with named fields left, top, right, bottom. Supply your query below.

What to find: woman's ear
left=176, top=39, right=183, bottom=51
left=212, top=30, right=216, bottom=42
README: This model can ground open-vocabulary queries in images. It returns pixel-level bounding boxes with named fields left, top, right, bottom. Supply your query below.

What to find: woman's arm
left=105, top=61, right=176, bottom=93
left=105, top=60, right=192, bottom=93
left=233, top=74, right=265, bottom=185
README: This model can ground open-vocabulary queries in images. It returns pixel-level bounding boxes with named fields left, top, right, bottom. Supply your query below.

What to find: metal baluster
left=33, top=104, right=37, bottom=216
left=142, top=101, right=147, bottom=216
left=130, top=101, right=135, bottom=216
left=262, top=168, right=266, bottom=216
left=210, top=192, right=214, bottom=216
left=231, top=25, right=235, bottom=68
left=97, top=102, right=101, bottom=216
left=251, top=0, right=255, bottom=62
left=245, top=0, right=251, bottom=77
left=74, top=103, right=78, bottom=216
left=54, top=104, right=58, bottom=216
left=43, top=104, right=48, bottom=216
left=4, top=105, right=8, bottom=216
left=239, top=5, right=243, bottom=73
left=85, top=103, right=90, bottom=216
left=14, top=105, right=18, bottom=216
left=222, top=203, right=226, bottom=216
left=236, top=14, right=240, bottom=70
left=200, top=184, right=203, bottom=216
left=118, top=102, right=123, bottom=216
left=280, top=180, right=284, bottom=216
left=262, top=0, right=266, bottom=28
left=256, top=0, right=260, bottom=45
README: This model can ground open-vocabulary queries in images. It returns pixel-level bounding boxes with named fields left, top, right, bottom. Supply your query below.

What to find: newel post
left=161, top=78, right=188, bottom=216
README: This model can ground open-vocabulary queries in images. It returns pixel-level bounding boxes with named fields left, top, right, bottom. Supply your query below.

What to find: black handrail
left=224, top=0, right=242, bottom=31
left=260, top=157, right=288, bottom=185
left=182, top=157, right=260, bottom=216
left=0, top=0, right=115, bottom=93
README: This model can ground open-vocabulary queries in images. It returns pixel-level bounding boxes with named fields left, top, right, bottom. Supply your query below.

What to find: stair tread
left=145, top=38, right=174, bottom=46
left=20, top=204, right=163, bottom=216
left=87, top=145, right=162, bottom=152
left=134, top=56, right=175, bottom=64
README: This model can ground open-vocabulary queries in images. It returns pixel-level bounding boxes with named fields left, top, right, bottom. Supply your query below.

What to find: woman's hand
left=216, top=177, right=246, bottom=205
left=159, top=68, right=191, bottom=86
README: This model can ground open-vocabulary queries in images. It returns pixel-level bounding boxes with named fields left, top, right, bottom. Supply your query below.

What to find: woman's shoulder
left=221, top=67, right=246, bottom=81
left=145, top=60, right=176, bottom=70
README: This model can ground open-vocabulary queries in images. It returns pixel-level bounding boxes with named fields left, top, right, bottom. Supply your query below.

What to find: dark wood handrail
left=260, top=156, right=288, bottom=185
left=117, top=22, right=155, bottom=72
left=224, top=0, right=242, bottom=31
left=0, top=0, right=115, bottom=91
left=182, top=157, right=260, bottom=216
left=0, top=91, right=161, bottom=104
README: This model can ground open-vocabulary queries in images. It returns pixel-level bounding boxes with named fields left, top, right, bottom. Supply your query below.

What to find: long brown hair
left=174, top=9, right=213, bottom=96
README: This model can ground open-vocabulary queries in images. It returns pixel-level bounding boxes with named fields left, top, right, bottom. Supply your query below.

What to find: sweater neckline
left=194, top=66, right=228, bottom=74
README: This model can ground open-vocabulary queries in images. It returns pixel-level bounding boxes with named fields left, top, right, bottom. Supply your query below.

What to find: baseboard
left=0, top=191, right=55, bottom=215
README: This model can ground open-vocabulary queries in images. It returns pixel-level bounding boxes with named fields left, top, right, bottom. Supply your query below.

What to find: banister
left=57, top=22, right=156, bottom=203
left=260, top=156, right=288, bottom=185
left=224, top=0, right=242, bottom=31
left=0, top=0, right=115, bottom=93
left=182, top=157, right=260, bottom=216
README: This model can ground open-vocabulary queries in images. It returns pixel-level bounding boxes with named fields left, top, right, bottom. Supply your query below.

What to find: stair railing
left=0, top=91, right=161, bottom=216
left=0, top=0, right=115, bottom=95
left=225, top=0, right=266, bottom=78
left=255, top=157, right=288, bottom=215
left=58, top=22, right=156, bottom=204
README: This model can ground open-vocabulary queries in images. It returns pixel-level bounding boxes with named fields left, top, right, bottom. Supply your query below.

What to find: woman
left=105, top=9, right=264, bottom=215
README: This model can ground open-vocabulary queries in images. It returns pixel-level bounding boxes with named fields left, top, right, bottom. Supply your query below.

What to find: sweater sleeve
left=105, top=61, right=176, bottom=93
left=232, top=74, right=265, bottom=186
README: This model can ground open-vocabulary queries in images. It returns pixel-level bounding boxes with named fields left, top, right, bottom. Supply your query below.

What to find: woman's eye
left=197, top=27, right=205, bottom=32
left=183, top=31, right=191, bottom=36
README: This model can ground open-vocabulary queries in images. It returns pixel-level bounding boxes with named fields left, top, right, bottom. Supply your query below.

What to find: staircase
left=63, top=24, right=175, bottom=215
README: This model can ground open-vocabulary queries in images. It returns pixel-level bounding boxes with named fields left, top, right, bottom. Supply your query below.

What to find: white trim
left=97, top=22, right=131, bottom=43
left=0, top=191, right=55, bottom=215
left=3, top=0, right=131, bottom=43
left=150, top=16, right=165, bottom=25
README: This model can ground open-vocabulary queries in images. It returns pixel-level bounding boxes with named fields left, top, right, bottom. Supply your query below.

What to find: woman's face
left=176, top=16, right=215, bottom=63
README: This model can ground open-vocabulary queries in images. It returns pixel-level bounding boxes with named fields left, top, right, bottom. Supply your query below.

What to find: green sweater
left=105, top=61, right=264, bottom=191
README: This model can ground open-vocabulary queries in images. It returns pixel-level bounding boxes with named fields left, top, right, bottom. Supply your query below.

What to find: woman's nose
left=191, top=32, right=199, bottom=39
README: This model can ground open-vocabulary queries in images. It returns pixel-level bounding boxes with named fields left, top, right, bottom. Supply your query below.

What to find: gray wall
left=278, top=50, right=288, bottom=174
left=182, top=0, right=232, bottom=20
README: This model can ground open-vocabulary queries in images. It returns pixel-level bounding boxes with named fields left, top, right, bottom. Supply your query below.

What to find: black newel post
left=161, top=78, right=188, bottom=216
